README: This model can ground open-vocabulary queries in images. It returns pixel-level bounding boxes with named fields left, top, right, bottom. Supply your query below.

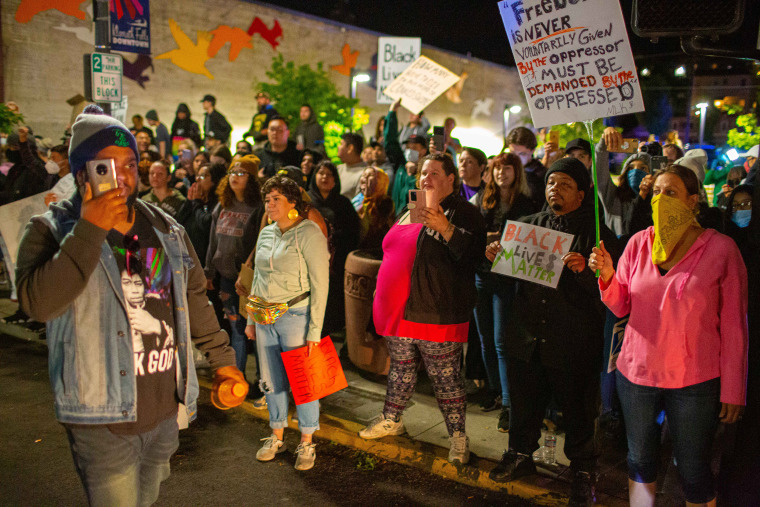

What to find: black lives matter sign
left=498, top=0, right=644, bottom=128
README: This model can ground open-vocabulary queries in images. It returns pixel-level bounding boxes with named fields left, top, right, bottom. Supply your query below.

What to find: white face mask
left=45, top=159, right=60, bottom=175
left=404, top=149, right=419, bottom=163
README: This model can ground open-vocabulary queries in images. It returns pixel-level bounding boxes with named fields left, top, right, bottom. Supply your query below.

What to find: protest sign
left=491, top=220, right=574, bottom=289
left=383, top=56, right=461, bottom=114
left=281, top=336, right=348, bottom=405
left=377, top=37, right=421, bottom=104
left=0, top=193, right=47, bottom=265
left=497, top=0, right=645, bottom=128
left=50, top=174, right=76, bottom=202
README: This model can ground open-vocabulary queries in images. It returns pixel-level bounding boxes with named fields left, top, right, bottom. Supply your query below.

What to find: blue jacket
left=16, top=198, right=235, bottom=425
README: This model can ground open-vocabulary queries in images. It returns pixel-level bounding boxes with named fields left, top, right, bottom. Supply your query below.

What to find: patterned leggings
left=383, top=336, right=466, bottom=436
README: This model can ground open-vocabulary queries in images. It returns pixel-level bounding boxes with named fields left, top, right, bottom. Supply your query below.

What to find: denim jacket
left=16, top=198, right=235, bottom=425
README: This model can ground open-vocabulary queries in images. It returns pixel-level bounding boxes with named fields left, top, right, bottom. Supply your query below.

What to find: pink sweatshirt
left=600, top=227, right=748, bottom=405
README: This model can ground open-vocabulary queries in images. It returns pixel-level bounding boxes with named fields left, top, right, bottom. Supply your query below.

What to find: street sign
left=91, top=52, right=123, bottom=103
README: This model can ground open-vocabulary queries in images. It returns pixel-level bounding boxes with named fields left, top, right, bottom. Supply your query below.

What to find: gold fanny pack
left=246, top=292, right=310, bottom=325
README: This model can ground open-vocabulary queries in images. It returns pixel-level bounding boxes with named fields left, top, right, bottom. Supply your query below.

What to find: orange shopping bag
left=280, top=336, right=348, bottom=405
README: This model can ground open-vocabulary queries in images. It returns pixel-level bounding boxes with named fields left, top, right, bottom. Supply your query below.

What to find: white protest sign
left=383, top=56, right=460, bottom=114
left=377, top=37, right=421, bottom=104
left=497, top=0, right=645, bottom=128
left=50, top=173, right=76, bottom=202
left=0, top=192, right=48, bottom=265
left=491, top=220, right=574, bottom=289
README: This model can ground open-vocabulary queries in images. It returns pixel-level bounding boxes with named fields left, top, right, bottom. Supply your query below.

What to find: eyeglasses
left=727, top=179, right=741, bottom=187
left=123, top=234, right=142, bottom=277
left=196, top=174, right=209, bottom=180
left=228, top=170, right=248, bottom=177
left=731, top=199, right=752, bottom=212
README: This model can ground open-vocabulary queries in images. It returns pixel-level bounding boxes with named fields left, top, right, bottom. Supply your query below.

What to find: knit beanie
left=68, top=104, right=139, bottom=177
left=145, top=109, right=159, bottom=121
left=229, top=154, right=260, bottom=176
left=545, top=157, right=591, bottom=191
left=674, top=149, right=707, bottom=183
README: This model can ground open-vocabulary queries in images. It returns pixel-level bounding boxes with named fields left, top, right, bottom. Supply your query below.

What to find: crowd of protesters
left=1, top=93, right=757, bottom=506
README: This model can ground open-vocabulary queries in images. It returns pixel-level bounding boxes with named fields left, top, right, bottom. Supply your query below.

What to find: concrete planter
left=343, top=249, right=389, bottom=375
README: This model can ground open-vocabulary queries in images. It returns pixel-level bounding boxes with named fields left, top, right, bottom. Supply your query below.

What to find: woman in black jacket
left=179, top=162, right=226, bottom=267
left=307, top=161, right=360, bottom=335
left=470, top=152, right=536, bottom=430
left=358, top=154, right=486, bottom=465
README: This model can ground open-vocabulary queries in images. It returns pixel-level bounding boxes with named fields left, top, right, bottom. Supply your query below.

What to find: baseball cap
left=404, top=134, right=428, bottom=146
left=738, top=145, right=759, bottom=159
left=200, top=94, right=216, bottom=104
left=564, top=138, right=591, bottom=155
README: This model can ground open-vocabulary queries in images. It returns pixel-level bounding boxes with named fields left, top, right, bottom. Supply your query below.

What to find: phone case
left=408, top=189, right=425, bottom=223
left=618, top=139, right=639, bottom=153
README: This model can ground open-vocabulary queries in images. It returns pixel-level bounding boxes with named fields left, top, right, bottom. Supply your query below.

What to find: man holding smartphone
left=15, top=105, right=245, bottom=506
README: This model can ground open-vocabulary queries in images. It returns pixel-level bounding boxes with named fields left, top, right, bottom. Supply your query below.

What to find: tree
left=255, top=55, right=369, bottom=160
left=534, top=119, right=607, bottom=150
left=727, top=113, right=760, bottom=150
left=0, top=104, right=24, bottom=135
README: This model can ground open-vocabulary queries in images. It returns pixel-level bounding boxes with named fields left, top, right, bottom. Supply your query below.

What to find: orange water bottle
left=211, top=379, right=248, bottom=410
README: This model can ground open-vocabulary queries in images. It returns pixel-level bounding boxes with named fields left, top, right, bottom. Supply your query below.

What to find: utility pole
left=89, top=0, right=111, bottom=114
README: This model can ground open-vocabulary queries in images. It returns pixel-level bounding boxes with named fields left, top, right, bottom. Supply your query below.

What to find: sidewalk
left=0, top=298, right=671, bottom=506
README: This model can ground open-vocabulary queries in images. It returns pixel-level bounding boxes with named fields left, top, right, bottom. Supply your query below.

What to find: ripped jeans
left=254, top=306, right=320, bottom=435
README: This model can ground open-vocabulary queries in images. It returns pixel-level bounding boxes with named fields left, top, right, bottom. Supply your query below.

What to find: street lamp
left=503, top=104, right=522, bottom=139
left=696, top=102, right=708, bottom=145
left=350, top=71, right=370, bottom=119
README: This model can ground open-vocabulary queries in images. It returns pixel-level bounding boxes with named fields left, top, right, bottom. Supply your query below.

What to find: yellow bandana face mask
left=651, top=193, right=695, bottom=265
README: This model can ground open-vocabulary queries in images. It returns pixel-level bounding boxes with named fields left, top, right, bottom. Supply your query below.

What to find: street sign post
left=87, top=52, right=123, bottom=103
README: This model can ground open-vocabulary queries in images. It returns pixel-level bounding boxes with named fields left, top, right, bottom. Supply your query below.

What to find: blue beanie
left=68, top=105, right=139, bottom=177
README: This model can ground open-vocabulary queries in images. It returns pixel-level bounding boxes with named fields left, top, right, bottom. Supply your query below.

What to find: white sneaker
left=256, top=435, right=285, bottom=461
left=358, top=414, right=406, bottom=439
left=294, top=442, right=316, bottom=471
left=448, top=431, right=470, bottom=464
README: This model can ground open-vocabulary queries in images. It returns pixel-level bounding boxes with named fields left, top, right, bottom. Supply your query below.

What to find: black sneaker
left=568, top=470, right=596, bottom=506
left=1, top=310, right=29, bottom=325
left=480, top=395, right=501, bottom=412
left=489, top=449, right=537, bottom=483
left=497, top=407, right=510, bottom=433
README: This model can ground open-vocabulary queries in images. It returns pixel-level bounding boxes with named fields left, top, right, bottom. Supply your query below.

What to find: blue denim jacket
left=19, top=198, right=233, bottom=425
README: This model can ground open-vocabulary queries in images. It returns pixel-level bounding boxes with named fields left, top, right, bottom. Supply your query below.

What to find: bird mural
left=247, top=17, right=283, bottom=50
left=156, top=19, right=214, bottom=79
left=331, top=44, right=359, bottom=77
left=445, top=71, right=468, bottom=103
left=471, top=97, right=494, bottom=118
left=207, top=26, right=253, bottom=61
left=14, top=0, right=86, bottom=23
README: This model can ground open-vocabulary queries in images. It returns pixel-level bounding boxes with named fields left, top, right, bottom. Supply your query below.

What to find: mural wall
left=3, top=0, right=522, bottom=152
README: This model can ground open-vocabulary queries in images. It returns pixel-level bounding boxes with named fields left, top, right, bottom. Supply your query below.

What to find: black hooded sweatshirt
left=171, top=103, right=202, bottom=149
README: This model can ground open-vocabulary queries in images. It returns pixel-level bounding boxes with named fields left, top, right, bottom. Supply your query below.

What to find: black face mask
left=6, top=150, right=21, bottom=165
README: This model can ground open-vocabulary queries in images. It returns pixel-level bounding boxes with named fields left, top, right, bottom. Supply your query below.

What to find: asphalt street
left=0, top=336, right=534, bottom=506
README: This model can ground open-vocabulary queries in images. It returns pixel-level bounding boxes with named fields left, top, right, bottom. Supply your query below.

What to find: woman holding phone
left=358, top=153, right=486, bottom=464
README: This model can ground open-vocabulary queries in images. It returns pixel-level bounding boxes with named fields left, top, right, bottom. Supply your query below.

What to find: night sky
left=256, top=0, right=684, bottom=66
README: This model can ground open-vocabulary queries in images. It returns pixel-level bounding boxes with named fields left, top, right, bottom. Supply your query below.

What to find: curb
left=198, top=378, right=627, bottom=506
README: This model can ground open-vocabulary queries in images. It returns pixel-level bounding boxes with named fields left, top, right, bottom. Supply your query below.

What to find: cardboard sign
left=377, top=37, right=421, bottom=104
left=491, top=221, right=574, bottom=289
left=497, top=0, right=645, bottom=127
left=382, top=56, right=461, bottom=114
left=281, top=336, right=348, bottom=405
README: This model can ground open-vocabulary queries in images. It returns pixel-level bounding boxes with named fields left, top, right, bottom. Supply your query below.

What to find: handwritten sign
left=491, top=221, right=574, bottom=289
left=377, top=37, right=421, bottom=104
left=382, top=56, right=461, bottom=114
left=280, top=336, right=348, bottom=405
left=497, top=0, right=644, bottom=128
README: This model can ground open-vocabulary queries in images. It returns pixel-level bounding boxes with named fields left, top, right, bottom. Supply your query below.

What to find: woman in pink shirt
left=589, top=165, right=748, bottom=506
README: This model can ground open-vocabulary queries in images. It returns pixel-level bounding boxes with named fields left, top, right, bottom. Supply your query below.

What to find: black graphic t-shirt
left=107, top=210, right=178, bottom=435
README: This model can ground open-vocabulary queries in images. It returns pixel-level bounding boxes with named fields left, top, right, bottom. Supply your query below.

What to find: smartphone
left=85, top=158, right=118, bottom=197
left=651, top=155, right=668, bottom=171
left=612, top=138, right=640, bottom=153
left=408, top=189, right=425, bottom=223
left=433, top=126, right=445, bottom=152
left=548, top=129, right=559, bottom=146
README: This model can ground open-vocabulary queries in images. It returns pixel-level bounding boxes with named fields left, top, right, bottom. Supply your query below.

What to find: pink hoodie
left=600, top=227, right=748, bottom=405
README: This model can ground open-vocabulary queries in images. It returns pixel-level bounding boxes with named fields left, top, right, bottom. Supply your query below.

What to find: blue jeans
left=616, top=371, right=721, bottom=503
left=65, top=415, right=179, bottom=507
left=473, top=272, right=515, bottom=406
left=255, top=306, right=320, bottom=435
left=219, top=276, right=247, bottom=373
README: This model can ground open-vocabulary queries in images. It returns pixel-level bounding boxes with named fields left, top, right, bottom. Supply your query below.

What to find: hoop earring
left=287, top=208, right=299, bottom=221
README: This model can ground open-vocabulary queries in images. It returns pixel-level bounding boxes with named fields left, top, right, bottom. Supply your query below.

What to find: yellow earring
left=287, top=208, right=299, bottom=221
left=267, top=216, right=273, bottom=224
